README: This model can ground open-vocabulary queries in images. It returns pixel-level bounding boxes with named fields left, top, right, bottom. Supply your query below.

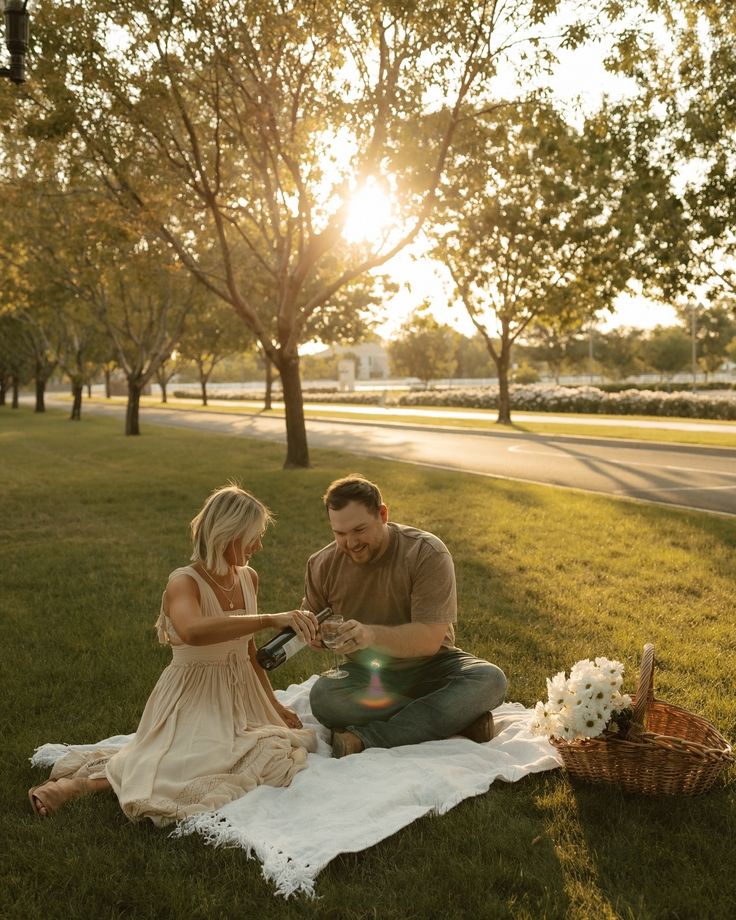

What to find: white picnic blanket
left=31, top=674, right=562, bottom=897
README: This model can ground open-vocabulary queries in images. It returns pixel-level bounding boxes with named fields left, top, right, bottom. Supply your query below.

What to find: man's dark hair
left=323, top=475, right=383, bottom=514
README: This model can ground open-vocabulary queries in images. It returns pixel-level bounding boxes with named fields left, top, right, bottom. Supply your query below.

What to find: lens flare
left=358, top=661, right=395, bottom=709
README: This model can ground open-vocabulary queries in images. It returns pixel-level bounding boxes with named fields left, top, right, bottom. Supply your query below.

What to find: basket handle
left=631, top=643, right=655, bottom=729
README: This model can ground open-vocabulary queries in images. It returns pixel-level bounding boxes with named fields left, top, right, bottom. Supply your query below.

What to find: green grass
left=2, top=405, right=735, bottom=920
left=58, top=392, right=736, bottom=448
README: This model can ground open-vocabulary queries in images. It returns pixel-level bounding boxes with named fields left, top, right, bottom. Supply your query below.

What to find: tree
left=678, top=301, right=736, bottom=379
left=607, top=6, right=736, bottom=306
left=300, top=351, right=340, bottom=382
left=44, top=195, right=198, bottom=434
left=94, top=238, right=197, bottom=434
left=155, top=352, right=184, bottom=404
left=15, top=312, right=58, bottom=412
left=0, top=315, right=32, bottom=408
left=53, top=310, right=110, bottom=420
left=178, top=298, right=255, bottom=406
left=641, top=325, right=692, bottom=379
left=670, top=8, right=736, bottom=300
left=524, top=322, right=595, bottom=383
left=594, top=327, right=642, bottom=380
left=453, top=333, right=496, bottom=380
left=28, top=0, right=635, bottom=465
left=388, top=308, right=457, bottom=387
left=430, top=99, right=634, bottom=422
left=0, top=194, right=53, bottom=408
left=1, top=163, right=195, bottom=433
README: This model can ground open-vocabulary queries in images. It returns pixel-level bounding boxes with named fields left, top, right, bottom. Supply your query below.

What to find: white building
left=323, top=342, right=390, bottom=380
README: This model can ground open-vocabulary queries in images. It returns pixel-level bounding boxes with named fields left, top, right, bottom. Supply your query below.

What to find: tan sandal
left=28, top=777, right=88, bottom=818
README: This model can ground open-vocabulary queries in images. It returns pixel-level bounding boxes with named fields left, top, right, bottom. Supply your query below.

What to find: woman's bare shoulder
left=166, top=571, right=201, bottom=599
left=245, top=565, right=259, bottom=592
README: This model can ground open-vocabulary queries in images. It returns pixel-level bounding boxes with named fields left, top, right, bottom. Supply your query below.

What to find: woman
left=29, top=484, right=319, bottom=824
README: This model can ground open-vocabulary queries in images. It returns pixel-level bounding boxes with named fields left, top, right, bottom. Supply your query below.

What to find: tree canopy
left=428, top=99, right=639, bottom=421
left=18, top=0, right=643, bottom=462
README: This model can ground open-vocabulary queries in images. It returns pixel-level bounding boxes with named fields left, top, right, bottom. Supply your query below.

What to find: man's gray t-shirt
left=303, top=522, right=457, bottom=662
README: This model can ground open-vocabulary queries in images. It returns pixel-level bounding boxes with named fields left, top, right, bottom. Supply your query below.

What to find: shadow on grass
left=5, top=412, right=736, bottom=918
left=563, top=780, right=736, bottom=919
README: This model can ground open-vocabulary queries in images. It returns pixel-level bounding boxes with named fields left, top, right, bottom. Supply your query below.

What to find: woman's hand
left=273, top=702, right=303, bottom=729
left=273, top=608, right=319, bottom=644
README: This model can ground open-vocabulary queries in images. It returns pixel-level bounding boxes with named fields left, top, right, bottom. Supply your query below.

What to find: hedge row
left=172, top=384, right=736, bottom=419
left=172, top=389, right=385, bottom=405
left=397, top=385, right=736, bottom=420
left=574, top=380, right=736, bottom=394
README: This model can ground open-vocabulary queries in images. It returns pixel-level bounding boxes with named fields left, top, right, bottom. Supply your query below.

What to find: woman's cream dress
left=47, top=565, right=317, bottom=826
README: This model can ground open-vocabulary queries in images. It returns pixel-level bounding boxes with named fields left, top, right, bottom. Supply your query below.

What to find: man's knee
left=486, top=662, right=508, bottom=705
left=467, top=659, right=508, bottom=708
left=309, top=678, right=348, bottom=728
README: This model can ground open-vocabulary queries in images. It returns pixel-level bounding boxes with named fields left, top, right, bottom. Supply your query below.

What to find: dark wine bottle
left=256, top=606, right=333, bottom=670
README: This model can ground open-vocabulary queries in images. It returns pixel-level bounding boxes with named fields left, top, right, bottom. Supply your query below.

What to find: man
left=304, top=475, right=507, bottom=758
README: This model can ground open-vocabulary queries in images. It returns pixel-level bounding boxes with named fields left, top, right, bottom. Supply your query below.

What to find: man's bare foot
left=331, top=730, right=365, bottom=759
left=28, top=777, right=89, bottom=818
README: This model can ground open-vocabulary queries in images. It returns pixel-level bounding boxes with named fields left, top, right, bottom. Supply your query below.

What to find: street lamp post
left=588, top=325, right=595, bottom=383
left=690, top=303, right=699, bottom=393
left=0, top=0, right=30, bottom=85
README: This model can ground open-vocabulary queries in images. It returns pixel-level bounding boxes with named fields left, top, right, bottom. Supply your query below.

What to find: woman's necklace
left=201, top=567, right=239, bottom=609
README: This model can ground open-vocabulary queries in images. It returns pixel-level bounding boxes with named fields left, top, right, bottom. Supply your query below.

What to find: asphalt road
left=43, top=399, right=736, bottom=516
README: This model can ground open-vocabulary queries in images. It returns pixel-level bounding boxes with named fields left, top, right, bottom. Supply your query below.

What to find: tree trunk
left=279, top=355, right=309, bottom=468
left=0, top=374, right=6, bottom=406
left=12, top=378, right=19, bottom=409
left=264, top=358, right=273, bottom=411
left=496, top=344, right=512, bottom=425
left=200, top=377, right=208, bottom=407
left=35, top=376, right=46, bottom=413
left=126, top=380, right=143, bottom=435
left=70, top=382, right=83, bottom=420
left=87, top=382, right=92, bottom=397
left=105, top=367, right=112, bottom=398
left=160, top=379, right=168, bottom=403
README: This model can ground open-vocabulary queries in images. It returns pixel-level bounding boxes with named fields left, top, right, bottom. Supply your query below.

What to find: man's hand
left=333, top=619, right=375, bottom=654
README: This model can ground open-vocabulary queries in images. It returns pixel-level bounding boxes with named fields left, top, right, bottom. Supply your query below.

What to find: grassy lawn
left=59, top=392, right=736, bottom=448
left=2, top=406, right=735, bottom=920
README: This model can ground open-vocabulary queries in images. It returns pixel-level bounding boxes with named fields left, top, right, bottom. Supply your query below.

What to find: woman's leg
left=29, top=775, right=112, bottom=817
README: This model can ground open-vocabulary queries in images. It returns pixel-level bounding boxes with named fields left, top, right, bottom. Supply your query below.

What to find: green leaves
left=387, top=306, right=458, bottom=385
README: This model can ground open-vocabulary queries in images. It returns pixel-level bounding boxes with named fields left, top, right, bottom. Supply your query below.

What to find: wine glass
left=320, top=613, right=348, bottom=679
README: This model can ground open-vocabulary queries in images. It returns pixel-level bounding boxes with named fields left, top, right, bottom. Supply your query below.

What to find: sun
left=343, top=177, right=394, bottom=245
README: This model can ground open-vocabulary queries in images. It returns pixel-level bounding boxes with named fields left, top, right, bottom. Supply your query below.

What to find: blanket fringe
left=171, top=812, right=317, bottom=899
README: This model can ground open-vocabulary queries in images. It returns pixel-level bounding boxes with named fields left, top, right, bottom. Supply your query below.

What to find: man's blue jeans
left=309, top=648, right=508, bottom=749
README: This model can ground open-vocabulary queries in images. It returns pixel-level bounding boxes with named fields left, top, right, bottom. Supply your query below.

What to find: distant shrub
left=514, top=364, right=541, bottom=385
left=301, top=392, right=384, bottom=405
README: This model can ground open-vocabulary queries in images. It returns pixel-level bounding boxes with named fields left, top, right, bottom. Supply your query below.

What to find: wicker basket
left=550, top=644, right=734, bottom=795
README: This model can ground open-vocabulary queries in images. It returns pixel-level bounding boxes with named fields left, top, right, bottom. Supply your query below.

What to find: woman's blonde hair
left=190, top=484, right=273, bottom=574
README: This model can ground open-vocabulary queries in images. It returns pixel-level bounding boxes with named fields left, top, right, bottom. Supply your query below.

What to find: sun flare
left=343, top=178, right=394, bottom=245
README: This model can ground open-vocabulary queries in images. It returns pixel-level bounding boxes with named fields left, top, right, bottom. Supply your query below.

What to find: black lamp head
left=3, top=0, right=30, bottom=85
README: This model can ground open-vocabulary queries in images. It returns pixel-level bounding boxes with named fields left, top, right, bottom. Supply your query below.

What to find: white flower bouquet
left=530, top=656, right=633, bottom=741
